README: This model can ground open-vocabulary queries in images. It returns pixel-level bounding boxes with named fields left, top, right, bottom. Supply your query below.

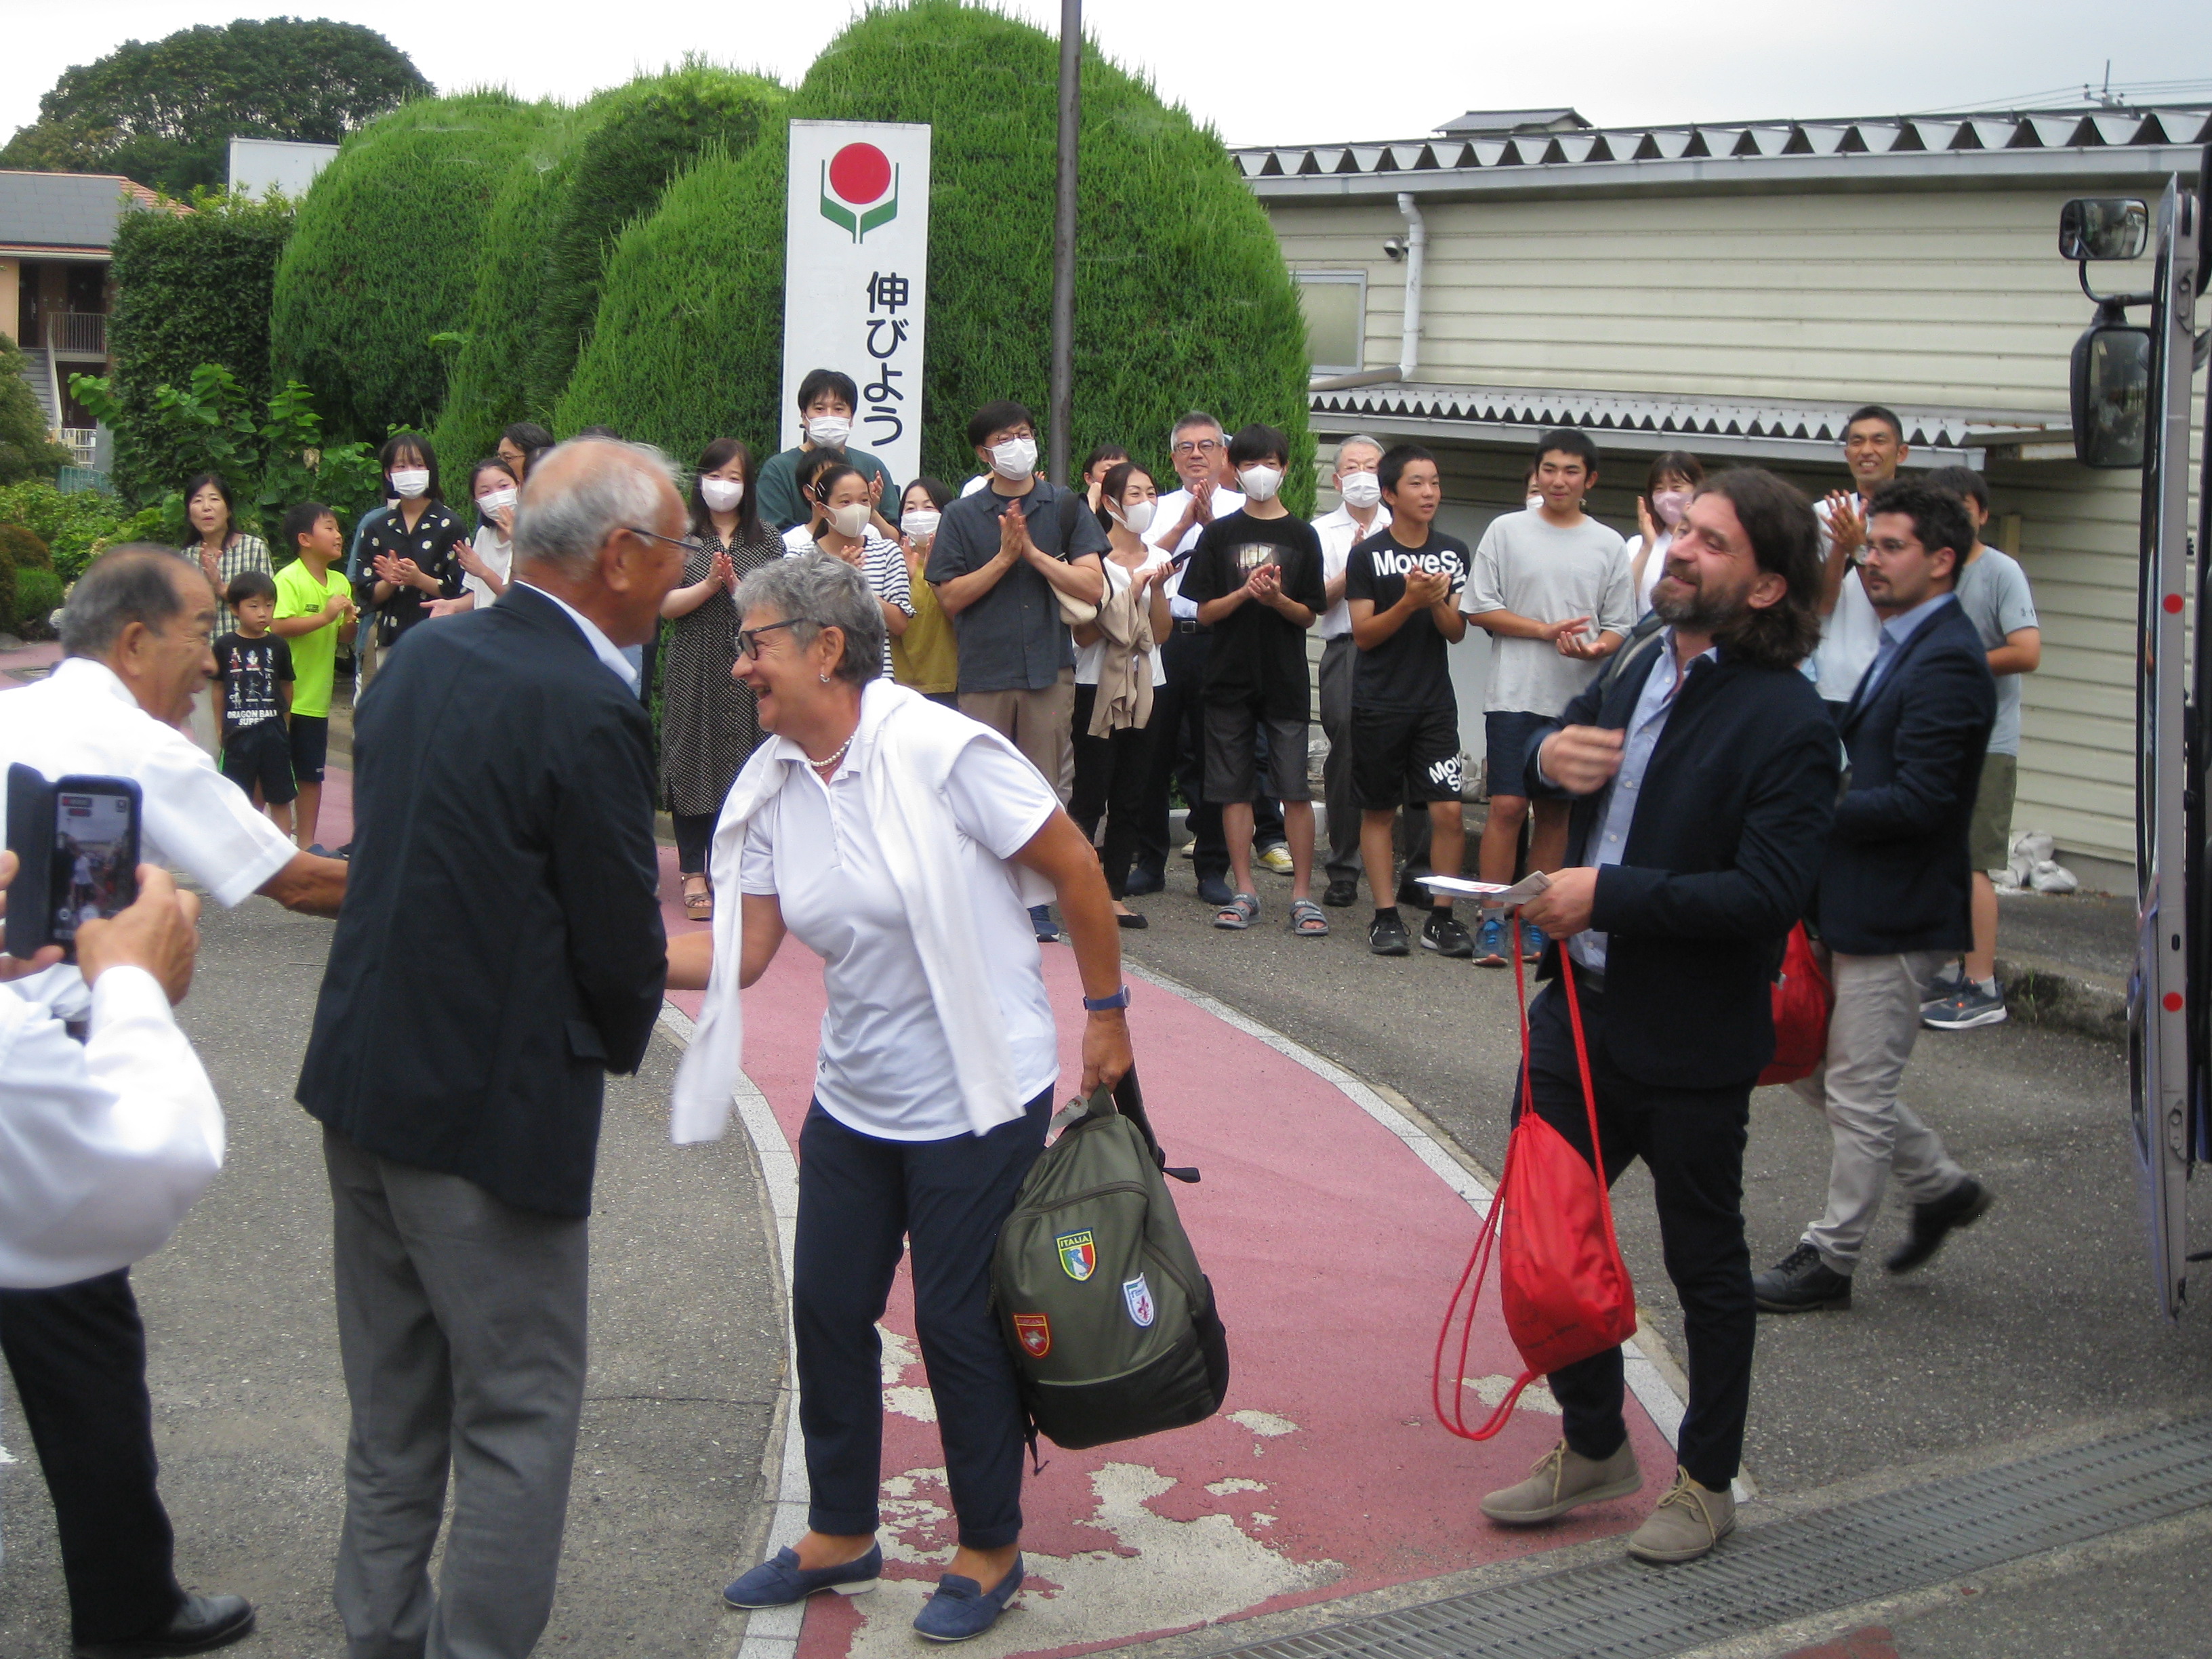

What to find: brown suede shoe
left=1479, top=1439, right=1642, bottom=1525
left=1626, top=1468, right=1736, bottom=1563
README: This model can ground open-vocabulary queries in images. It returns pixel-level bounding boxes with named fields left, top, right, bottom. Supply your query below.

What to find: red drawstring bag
left=1756, top=924, right=1832, bottom=1087
left=1434, top=933, right=1638, bottom=1439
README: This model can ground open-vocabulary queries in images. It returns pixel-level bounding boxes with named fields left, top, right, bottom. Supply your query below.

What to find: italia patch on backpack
left=991, top=1069, right=1229, bottom=1450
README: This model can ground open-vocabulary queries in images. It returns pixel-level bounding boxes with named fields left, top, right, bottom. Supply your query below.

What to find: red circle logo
left=2165, top=991, right=2185, bottom=1012
left=828, top=143, right=893, bottom=205
left=2165, top=593, right=2184, bottom=615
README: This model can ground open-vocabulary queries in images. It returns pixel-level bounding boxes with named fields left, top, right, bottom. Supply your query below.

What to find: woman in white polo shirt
left=665, top=556, right=1130, bottom=1642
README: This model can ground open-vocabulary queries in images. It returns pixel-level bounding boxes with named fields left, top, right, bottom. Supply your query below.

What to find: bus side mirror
left=2070, top=319, right=2151, bottom=468
left=2059, top=198, right=2149, bottom=262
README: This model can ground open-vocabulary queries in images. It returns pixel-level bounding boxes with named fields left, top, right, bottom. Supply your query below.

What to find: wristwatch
left=1082, top=985, right=1132, bottom=1012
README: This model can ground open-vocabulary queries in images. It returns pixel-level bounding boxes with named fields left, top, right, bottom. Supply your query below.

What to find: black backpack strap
left=1111, top=1067, right=1200, bottom=1184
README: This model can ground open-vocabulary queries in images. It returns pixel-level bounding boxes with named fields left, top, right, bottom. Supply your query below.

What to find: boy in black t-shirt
left=1179, top=423, right=1328, bottom=936
left=215, top=568, right=298, bottom=835
left=1345, top=445, right=1473, bottom=958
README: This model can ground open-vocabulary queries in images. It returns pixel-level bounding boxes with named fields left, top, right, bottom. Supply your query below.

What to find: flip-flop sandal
left=1213, top=892, right=1260, bottom=930
left=1289, top=897, right=1329, bottom=937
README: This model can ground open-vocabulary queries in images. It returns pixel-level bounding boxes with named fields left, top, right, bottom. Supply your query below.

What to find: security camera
left=1382, top=237, right=1406, bottom=262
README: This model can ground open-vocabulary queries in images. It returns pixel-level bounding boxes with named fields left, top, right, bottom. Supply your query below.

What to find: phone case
left=6, top=765, right=143, bottom=962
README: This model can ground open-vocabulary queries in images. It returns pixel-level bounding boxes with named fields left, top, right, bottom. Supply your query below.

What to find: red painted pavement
left=650, top=850, right=1677, bottom=1658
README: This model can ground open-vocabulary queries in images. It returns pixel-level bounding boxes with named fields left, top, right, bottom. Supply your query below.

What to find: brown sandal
left=682, top=881, right=714, bottom=921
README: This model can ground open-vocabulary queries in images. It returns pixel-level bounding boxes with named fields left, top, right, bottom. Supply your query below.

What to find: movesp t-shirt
left=1345, top=528, right=1470, bottom=712
left=272, top=558, right=352, bottom=718
left=1178, top=510, right=1326, bottom=720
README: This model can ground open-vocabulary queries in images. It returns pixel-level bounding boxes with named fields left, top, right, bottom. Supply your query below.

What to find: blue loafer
left=912, top=1556, right=1023, bottom=1643
left=722, top=1542, right=882, bottom=1609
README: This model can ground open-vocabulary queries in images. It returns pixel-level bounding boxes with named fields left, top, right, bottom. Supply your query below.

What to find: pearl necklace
left=808, top=733, right=855, bottom=779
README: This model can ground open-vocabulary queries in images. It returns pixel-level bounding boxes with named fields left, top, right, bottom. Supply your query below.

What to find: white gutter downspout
left=1395, top=192, right=1425, bottom=381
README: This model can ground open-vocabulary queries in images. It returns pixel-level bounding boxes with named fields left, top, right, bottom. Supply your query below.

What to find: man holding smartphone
left=0, top=546, right=348, bottom=1658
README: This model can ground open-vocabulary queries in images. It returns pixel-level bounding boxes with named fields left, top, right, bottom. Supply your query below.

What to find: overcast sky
left=7, top=1, right=2211, bottom=150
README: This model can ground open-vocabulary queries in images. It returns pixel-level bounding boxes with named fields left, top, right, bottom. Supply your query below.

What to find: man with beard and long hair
left=1475, top=468, right=1839, bottom=1565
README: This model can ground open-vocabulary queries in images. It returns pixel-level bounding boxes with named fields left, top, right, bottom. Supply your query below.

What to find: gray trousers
left=324, top=1130, right=589, bottom=1659
left=1788, top=949, right=1967, bottom=1270
left=1317, top=636, right=1361, bottom=883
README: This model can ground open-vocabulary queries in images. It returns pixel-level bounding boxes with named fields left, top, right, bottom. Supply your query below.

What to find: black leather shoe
left=1753, top=1243, right=1852, bottom=1313
left=1885, top=1176, right=1994, bottom=1275
left=1321, top=878, right=1359, bottom=907
left=75, top=1593, right=255, bottom=1658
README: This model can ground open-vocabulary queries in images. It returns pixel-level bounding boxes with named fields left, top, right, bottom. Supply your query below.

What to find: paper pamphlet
left=1416, top=871, right=1553, bottom=908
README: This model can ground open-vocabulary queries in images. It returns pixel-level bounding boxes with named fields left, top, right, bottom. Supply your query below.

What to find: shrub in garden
left=271, top=90, right=557, bottom=443
left=108, top=189, right=296, bottom=504
left=0, top=335, right=71, bottom=486
left=560, top=1, right=1312, bottom=504
left=0, top=481, right=163, bottom=581
left=12, top=567, right=66, bottom=638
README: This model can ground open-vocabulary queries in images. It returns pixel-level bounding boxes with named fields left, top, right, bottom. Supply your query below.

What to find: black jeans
left=1139, top=630, right=1280, bottom=880
left=672, top=810, right=717, bottom=876
left=792, top=1091, right=1051, bottom=1549
left=0, top=1269, right=185, bottom=1643
left=1518, top=981, right=1755, bottom=1492
left=1070, top=684, right=1159, bottom=898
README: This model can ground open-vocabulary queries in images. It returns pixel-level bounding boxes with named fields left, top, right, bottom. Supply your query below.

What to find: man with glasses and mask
left=296, top=438, right=682, bottom=1658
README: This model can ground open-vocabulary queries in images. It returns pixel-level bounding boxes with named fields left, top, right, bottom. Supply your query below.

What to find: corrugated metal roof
left=1307, top=380, right=2072, bottom=466
left=1236, top=105, right=2212, bottom=199
left=0, top=170, right=167, bottom=254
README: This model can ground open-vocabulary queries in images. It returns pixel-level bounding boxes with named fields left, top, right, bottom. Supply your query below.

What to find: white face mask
left=700, top=476, right=745, bottom=512
left=1338, top=471, right=1382, bottom=510
left=476, top=485, right=517, bottom=515
left=901, top=508, right=941, bottom=541
left=390, top=468, right=430, bottom=499
left=828, top=501, right=872, bottom=539
left=806, top=415, right=851, bottom=449
left=1111, top=498, right=1157, bottom=537
left=1237, top=464, right=1284, bottom=503
left=989, top=436, right=1038, bottom=480
left=1526, top=493, right=1544, bottom=512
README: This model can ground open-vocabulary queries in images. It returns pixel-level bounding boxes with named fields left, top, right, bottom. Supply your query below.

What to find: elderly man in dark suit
left=1757, top=479, right=1996, bottom=1317
left=1477, top=468, right=1839, bottom=1565
left=296, top=438, right=685, bottom=1658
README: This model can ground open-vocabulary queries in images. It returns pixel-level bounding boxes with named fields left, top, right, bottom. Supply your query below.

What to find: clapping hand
left=1637, top=495, right=1660, bottom=550
left=1404, top=567, right=1450, bottom=609
left=999, top=499, right=1033, bottom=562
left=712, top=550, right=737, bottom=590
left=454, top=538, right=490, bottom=581
left=1824, top=492, right=1866, bottom=558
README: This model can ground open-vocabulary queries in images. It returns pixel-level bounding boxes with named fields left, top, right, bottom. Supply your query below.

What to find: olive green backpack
left=991, top=1069, right=1229, bottom=1450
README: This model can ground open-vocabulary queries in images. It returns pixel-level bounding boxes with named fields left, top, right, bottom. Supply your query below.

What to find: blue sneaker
left=1475, top=916, right=1509, bottom=967
left=1029, top=904, right=1060, bottom=943
left=1520, top=921, right=1547, bottom=962
left=913, top=1556, right=1024, bottom=1643
left=722, top=1542, right=882, bottom=1609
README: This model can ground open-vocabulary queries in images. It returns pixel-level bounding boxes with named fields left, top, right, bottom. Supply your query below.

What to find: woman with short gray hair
left=665, top=554, right=1133, bottom=1641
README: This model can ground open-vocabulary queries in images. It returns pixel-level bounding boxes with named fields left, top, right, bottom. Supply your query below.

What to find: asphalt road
left=0, top=896, right=783, bottom=1656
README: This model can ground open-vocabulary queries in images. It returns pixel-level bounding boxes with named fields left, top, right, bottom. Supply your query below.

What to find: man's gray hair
left=1336, top=434, right=1385, bottom=466
left=512, top=437, right=683, bottom=575
left=60, top=546, right=194, bottom=658
left=1169, top=410, right=1223, bottom=445
left=731, top=554, right=885, bottom=686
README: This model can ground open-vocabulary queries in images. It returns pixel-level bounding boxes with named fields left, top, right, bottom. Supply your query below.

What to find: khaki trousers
left=960, top=669, right=1076, bottom=806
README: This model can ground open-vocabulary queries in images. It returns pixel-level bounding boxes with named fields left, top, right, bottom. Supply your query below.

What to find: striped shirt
left=179, top=535, right=272, bottom=636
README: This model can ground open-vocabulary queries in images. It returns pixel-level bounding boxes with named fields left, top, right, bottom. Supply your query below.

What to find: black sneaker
left=1753, top=1243, right=1853, bottom=1313
left=1322, top=878, right=1360, bottom=907
left=1885, top=1176, right=1994, bottom=1275
left=1422, top=910, right=1475, bottom=958
left=1368, top=909, right=1412, bottom=956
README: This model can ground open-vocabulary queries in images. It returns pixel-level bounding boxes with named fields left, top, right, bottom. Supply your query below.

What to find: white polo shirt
left=1311, top=503, right=1393, bottom=640
left=1, top=657, right=299, bottom=1017
left=1811, top=495, right=1883, bottom=703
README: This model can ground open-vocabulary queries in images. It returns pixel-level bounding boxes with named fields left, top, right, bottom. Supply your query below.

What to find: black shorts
left=1351, top=705, right=1463, bottom=810
left=221, top=719, right=298, bottom=805
left=1483, top=710, right=1553, bottom=803
left=1202, top=700, right=1311, bottom=804
left=289, top=713, right=329, bottom=784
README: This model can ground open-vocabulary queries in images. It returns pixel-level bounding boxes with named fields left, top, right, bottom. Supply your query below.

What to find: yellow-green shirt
left=891, top=562, right=959, bottom=694
left=273, top=558, right=352, bottom=718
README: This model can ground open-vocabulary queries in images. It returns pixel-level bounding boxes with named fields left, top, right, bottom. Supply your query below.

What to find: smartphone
left=5, top=764, right=142, bottom=964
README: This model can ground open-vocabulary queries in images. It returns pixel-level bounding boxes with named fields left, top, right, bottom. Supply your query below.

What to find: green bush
left=0, top=335, right=71, bottom=486
left=108, top=189, right=296, bottom=504
left=0, top=479, right=171, bottom=581
left=560, top=1, right=1311, bottom=503
left=13, top=567, right=64, bottom=637
left=271, top=90, right=558, bottom=443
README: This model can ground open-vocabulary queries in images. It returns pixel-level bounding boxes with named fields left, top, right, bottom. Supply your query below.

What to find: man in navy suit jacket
left=1756, top=479, right=1997, bottom=1317
left=1479, top=469, right=1837, bottom=1565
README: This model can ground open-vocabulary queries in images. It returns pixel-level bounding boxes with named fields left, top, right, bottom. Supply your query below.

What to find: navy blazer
left=1811, top=595, right=1995, bottom=956
left=1524, top=640, right=1841, bottom=1089
left=296, top=584, right=668, bottom=1217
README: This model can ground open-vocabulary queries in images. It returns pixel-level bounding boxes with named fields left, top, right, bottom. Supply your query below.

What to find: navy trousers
left=792, top=1090, right=1051, bottom=1550
left=1518, top=981, right=1756, bottom=1493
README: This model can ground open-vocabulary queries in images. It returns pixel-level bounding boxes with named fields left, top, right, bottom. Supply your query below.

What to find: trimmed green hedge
left=561, top=1, right=1311, bottom=504
left=271, top=90, right=557, bottom=443
left=108, top=190, right=295, bottom=504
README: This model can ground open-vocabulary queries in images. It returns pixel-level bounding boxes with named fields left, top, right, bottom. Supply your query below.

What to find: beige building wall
left=0, top=259, right=16, bottom=346
left=1271, top=183, right=2207, bottom=880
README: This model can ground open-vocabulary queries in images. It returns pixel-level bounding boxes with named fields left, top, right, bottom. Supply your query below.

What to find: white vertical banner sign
left=780, top=120, right=931, bottom=491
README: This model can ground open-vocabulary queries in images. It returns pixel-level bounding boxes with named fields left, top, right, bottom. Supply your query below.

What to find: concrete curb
left=1993, top=950, right=2126, bottom=1046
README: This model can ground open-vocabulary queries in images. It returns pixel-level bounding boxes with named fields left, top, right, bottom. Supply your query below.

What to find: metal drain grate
left=1218, top=1416, right=2212, bottom=1659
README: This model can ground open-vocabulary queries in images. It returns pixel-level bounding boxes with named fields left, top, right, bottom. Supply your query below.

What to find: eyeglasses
left=736, top=618, right=813, bottom=659
left=1171, top=438, right=1222, bottom=456
left=624, top=525, right=707, bottom=556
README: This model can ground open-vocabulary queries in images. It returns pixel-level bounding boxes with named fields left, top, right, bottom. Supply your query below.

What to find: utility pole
left=1048, top=0, right=1080, bottom=485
